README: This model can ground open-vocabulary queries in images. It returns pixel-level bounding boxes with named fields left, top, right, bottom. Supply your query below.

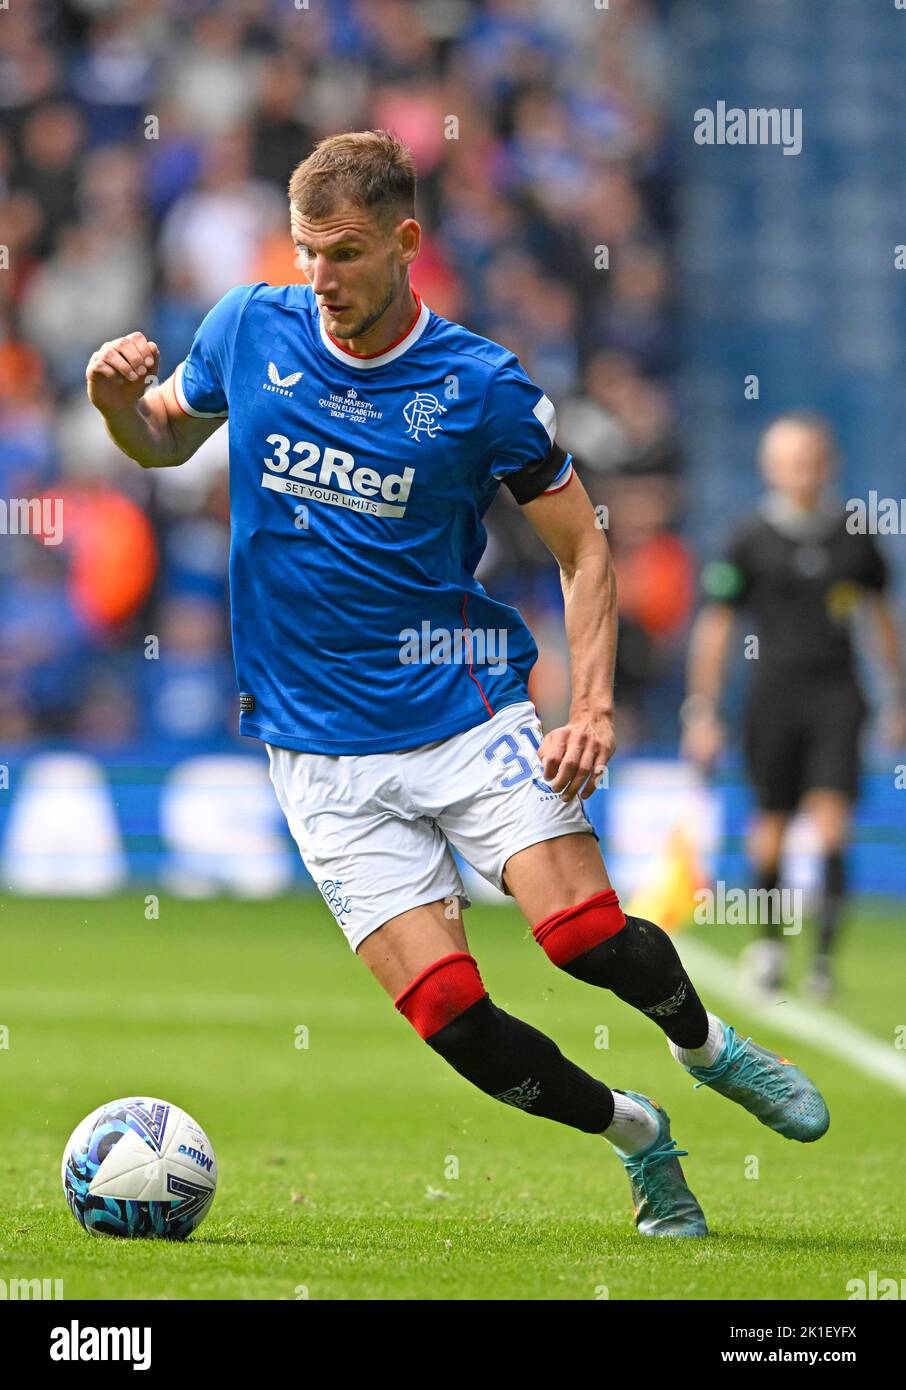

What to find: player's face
left=759, top=423, right=832, bottom=505
left=290, top=201, right=413, bottom=341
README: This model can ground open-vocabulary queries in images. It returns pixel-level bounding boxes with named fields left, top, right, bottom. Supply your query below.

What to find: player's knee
left=394, top=952, right=525, bottom=1085
left=391, top=956, right=533, bottom=1073
left=393, top=952, right=564, bottom=1100
left=532, top=888, right=628, bottom=969
left=393, top=952, right=488, bottom=1042
left=533, top=894, right=686, bottom=1001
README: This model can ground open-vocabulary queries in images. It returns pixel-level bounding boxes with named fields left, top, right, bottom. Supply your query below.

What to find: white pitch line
left=678, top=938, right=906, bottom=1094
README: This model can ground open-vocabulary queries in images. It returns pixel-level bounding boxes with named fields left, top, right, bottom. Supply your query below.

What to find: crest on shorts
left=319, top=879, right=352, bottom=927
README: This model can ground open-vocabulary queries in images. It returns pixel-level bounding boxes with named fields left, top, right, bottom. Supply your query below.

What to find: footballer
left=86, top=130, right=830, bottom=1238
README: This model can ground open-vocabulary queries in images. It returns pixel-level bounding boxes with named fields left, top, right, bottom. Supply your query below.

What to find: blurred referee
left=682, top=412, right=906, bottom=999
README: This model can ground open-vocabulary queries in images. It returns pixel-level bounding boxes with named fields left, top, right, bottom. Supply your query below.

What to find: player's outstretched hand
left=539, top=713, right=616, bottom=801
left=86, top=332, right=160, bottom=415
left=680, top=711, right=725, bottom=772
left=880, top=699, right=906, bottom=751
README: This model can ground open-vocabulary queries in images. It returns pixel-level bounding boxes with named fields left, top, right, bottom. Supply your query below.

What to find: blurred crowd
left=0, top=0, right=691, bottom=749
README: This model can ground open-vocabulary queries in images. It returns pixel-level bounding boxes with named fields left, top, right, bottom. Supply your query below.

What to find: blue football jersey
left=174, top=282, right=574, bottom=753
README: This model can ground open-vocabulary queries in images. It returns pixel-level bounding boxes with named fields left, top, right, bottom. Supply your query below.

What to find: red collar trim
left=326, top=291, right=422, bottom=359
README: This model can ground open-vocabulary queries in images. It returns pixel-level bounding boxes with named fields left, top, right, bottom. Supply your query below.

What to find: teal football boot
left=610, top=1091, right=708, bottom=1237
left=687, top=1019, right=829, bottom=1142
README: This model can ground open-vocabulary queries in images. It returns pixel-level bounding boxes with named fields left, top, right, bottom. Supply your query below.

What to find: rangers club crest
left=403, top=391, right=446, bottom=442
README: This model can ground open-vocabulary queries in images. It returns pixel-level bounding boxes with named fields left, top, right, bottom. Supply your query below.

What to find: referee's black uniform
left=703, top=494, right=887, bottom=813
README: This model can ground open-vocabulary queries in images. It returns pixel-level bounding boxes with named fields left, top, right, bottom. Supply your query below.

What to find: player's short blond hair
left=288, top=130, right=416, bottom=231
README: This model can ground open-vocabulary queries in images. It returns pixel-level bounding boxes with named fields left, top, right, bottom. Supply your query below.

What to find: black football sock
left=817, top=850, right=846, bottom=958
left=755, top=866, right=783, bottom=940
left=426, top=995, right=615, bottom=1134
left=559, top=915, right=709, bottom=1050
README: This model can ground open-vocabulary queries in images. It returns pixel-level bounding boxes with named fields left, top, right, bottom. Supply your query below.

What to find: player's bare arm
left=86, top=331, right=223, bottom=468
left=681, top=600, right=735, bottom=769
left=864, top=592, right=906, bottom=745
left=522, top=470, right=617, bottom=801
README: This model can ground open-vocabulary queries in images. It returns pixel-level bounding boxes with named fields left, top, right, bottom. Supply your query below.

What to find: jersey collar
left=318, top=291, right=430, bottom=370
left=759, top=488, right=842, bottom=541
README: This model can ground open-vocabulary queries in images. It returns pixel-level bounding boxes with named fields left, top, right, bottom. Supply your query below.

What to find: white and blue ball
left=62, top=1097, right=217, bottom=1239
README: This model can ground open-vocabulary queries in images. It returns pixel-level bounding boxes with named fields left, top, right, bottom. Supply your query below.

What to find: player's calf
left=394, top=952, right=614, bottom=1132
left=532, top=888, right=709, bottom=1050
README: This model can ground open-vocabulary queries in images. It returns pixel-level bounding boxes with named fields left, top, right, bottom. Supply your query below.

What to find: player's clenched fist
left=86, top=331, right=159, bottom=415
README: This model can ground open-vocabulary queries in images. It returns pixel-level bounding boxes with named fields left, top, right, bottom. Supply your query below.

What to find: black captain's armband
left=501, top=441, right=571, bottom=505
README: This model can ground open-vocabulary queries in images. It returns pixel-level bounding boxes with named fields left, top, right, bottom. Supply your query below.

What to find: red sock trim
left=393, top=951, right=487, bottom=1039
left=532, top=888, right=626, bottom=967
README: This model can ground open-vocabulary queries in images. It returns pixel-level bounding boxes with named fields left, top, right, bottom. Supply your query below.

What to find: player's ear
left=396, top=217, right=420, bottom=264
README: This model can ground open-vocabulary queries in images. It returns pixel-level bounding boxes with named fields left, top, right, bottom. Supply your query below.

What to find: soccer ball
left=61, top=1097, right=217, bottom=1239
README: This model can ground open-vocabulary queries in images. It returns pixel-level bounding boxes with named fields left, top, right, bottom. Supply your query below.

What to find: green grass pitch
left=0, top=893, right=903, bottom=1300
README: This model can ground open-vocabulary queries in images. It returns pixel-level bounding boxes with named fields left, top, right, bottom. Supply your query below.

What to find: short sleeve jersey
left=701, top=506, right=888, bottom=674
left=175, top=283, right=574, bottom=752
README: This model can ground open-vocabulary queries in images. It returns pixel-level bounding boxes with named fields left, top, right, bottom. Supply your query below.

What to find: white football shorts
left=266, top=699, right=599, bottom=951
